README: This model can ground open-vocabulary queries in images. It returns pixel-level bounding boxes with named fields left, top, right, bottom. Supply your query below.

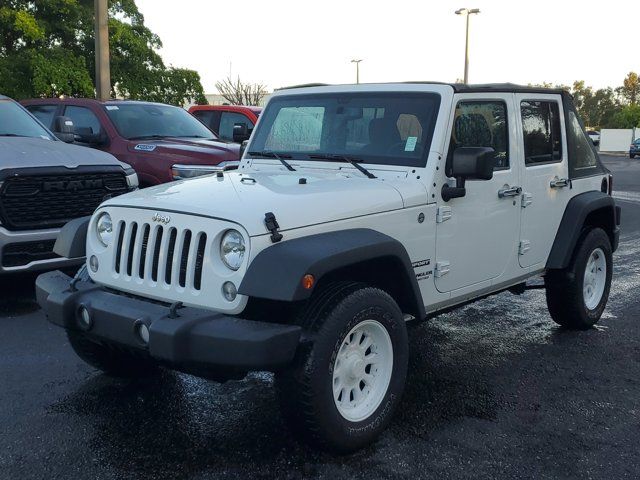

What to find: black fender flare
left=238, top=228, right=425, bottom=318
left=53, top=216, right=91, bottom=259
left=546, top=191, right=620, bottom=270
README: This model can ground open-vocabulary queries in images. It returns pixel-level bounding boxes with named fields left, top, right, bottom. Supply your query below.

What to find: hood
left=0, top=136, right=127, bottom=170
left=127, top=138, right=240, bottom=163
left=103, top=168, right=423, bottom=236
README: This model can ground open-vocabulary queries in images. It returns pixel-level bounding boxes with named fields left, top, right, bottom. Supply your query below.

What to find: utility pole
left=95, top=0, right=111, bottom=100
left=351, top=59, right=363, bottom=84
left=455, top=8, right=480, bottom=84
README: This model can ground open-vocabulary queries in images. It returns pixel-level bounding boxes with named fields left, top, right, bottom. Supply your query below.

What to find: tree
left=0, top=0, right=206, bottom=105
left=215, top=76, right=268, bottom=106
left=611, top=105, right=640, bottom=129
left=617, top=72, right=639, bottom=106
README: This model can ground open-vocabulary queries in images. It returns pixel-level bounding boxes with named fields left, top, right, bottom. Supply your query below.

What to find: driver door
left=435, top=94, right=522, bottom=294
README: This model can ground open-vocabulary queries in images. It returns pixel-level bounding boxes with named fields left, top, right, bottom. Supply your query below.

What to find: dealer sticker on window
left=404, top=136, right=418, bottom=152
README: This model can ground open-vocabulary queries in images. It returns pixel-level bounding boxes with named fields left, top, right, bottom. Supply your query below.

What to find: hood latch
left=264, top=212, right=283, bottom=243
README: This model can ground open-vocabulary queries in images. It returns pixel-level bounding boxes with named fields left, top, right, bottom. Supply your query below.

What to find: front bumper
left=0, top=226, right=83, bottom=274
left=36, top=271, right=302, bottom=378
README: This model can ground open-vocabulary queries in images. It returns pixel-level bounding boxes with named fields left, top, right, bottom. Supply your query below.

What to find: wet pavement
left=1, top=155, right=639, bottom=479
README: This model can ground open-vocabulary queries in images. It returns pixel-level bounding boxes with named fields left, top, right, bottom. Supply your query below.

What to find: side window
left=64, top=106, right=101, bottom=135
left=219, top=112, right=255, bottom=142
left=26, top=105, right=57, bottom=128
left=521, top=100, right=563, bottom=165
left=567, top=110, right=597, bottom=171
left=192, top=110, right=216, bottom=130
left=449, top=101, right=509, bottom=172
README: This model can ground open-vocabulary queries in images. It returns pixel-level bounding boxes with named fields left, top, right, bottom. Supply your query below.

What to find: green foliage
left=0, top=0, right=206, bottom=105
left=617, top=72, right=639, bottom=106
left=611, top=105, right=640, bottom=129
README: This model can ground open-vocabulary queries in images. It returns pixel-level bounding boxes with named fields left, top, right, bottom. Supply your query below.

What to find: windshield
left=249, top=92, right=441, bottom=167
left=105, top=103, right=218, bottom=140
left=0, top=100, right=54, bottom=140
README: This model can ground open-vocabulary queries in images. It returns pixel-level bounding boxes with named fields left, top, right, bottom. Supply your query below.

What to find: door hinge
left=436, top=206, right=452, bottom=223
left=521, top=192, right=533, bottom=208
left=519, top=240, right=531, bottom=255
left=434, top=261, right=450, bottom=277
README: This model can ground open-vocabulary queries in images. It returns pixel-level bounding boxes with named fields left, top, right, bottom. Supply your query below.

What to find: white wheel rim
left=583, top=247, right=607, bottom=310
left=332, top=319, right=393, bottom=422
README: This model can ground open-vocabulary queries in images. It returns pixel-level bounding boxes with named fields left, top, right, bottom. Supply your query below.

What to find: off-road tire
left=67, top=331, right=160, bottom=378
left=545, top=227, right=612, bottom=330
left=275, top=282, right=408, bottom=452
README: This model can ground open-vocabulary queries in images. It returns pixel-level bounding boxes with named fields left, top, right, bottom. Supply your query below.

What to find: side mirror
left=442, top=147, right=495, bottom=201
left=239, top=139, right=249, bottom=158
left=232, top=123, right=250, bottom=143
left=75, top=126, right=108, bottom=146
left=52, top=116, right=75, bottom=143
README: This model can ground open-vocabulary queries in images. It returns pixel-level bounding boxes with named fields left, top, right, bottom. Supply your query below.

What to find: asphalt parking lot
left=1, top=154, right=639, bottom=480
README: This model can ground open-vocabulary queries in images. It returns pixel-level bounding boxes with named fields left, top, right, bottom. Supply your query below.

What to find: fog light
left=89, top=255, right=99, bottom=272
left=78, top=305, right=92, bottom=330
left=134, top=322, right=150, bottom=345
left=222, top=281, right=237, bottom=302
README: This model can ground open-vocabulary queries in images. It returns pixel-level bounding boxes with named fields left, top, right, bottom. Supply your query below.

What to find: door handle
left=498, top=185, right=522, bottom=198
left=550, top=177, right=569, bottom=188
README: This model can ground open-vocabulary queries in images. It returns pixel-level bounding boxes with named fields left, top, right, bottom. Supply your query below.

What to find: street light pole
left=95, top=0, right=111, bottom=100
left=455, top=8, right=480, bottom=84
left=351, top=59, right=363, bottom=84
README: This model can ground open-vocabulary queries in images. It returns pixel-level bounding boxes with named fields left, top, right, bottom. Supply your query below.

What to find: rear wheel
left=545, top=228, right=612, bottom=330
left=275, top=283, right=408, bottom=452
left=67, top=331, right=160, bottom=378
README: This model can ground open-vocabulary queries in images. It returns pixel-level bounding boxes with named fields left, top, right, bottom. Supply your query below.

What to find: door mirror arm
left=441, top=179, right=466, bottom=202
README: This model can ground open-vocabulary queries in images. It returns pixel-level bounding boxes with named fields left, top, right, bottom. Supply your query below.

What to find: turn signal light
left=302, top=274, right=315, bottom=290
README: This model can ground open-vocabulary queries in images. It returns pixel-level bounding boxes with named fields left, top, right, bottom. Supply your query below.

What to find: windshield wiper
left=127, top=134, right=170, bottom=140
left=248, top=151, right=296, bottom=172
left=309, top=154, right=376, bottom=179
left=174, top=135, right=216, bottom=140
left=0, top=133, right=29, bottom=138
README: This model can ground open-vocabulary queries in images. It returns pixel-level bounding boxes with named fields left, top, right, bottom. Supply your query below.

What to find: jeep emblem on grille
left=152, top=213, right=171, bottom=224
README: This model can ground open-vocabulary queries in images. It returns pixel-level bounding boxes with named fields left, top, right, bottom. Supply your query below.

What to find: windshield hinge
left=264, top=212, right=283, bottom=243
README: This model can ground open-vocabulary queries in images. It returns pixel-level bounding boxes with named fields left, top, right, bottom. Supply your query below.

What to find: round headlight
left=220, top=230, right=246, bottom=270
left=96, top=213, right=113, bottom=247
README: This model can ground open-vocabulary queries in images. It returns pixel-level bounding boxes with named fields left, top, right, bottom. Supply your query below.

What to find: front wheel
left=275, top=283, right=408, bottom=452
left=545, top=228, right=613, bottom=329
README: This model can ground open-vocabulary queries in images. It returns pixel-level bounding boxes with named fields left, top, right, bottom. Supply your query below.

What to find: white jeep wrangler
left=37, top=83, right=620, bottom=452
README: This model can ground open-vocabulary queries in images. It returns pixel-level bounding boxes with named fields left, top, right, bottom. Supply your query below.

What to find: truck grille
left=0, top=173, right=128, bottom=231
left=113, top=221, right=207, bottom=291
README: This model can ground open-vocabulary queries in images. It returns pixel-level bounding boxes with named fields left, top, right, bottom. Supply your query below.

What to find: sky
left=135, top=0, right=638, bottom=94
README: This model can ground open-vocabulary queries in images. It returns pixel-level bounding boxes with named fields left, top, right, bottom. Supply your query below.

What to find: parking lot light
left=455, top=8, right=481, bottom=84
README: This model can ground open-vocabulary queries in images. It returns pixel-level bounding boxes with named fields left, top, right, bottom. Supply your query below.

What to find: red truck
left=22, top=98, right=241, bottom=186
left=189, top=105, right=261, bottom=142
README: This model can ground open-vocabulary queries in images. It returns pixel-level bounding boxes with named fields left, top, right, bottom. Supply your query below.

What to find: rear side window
left=64, top=106, right=102, bottom=135
left=26, top=105, right=57, bottom=128
left=448, top=101, right=509, bottom=172
left=521, top=101, right=563, bottom=165
left=567, top=111, right=597, bottom=171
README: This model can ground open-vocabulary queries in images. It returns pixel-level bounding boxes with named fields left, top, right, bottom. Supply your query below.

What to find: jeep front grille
left=0, top=173, right=128, bottom=231
left=113, top=221, right=207, bottom=291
